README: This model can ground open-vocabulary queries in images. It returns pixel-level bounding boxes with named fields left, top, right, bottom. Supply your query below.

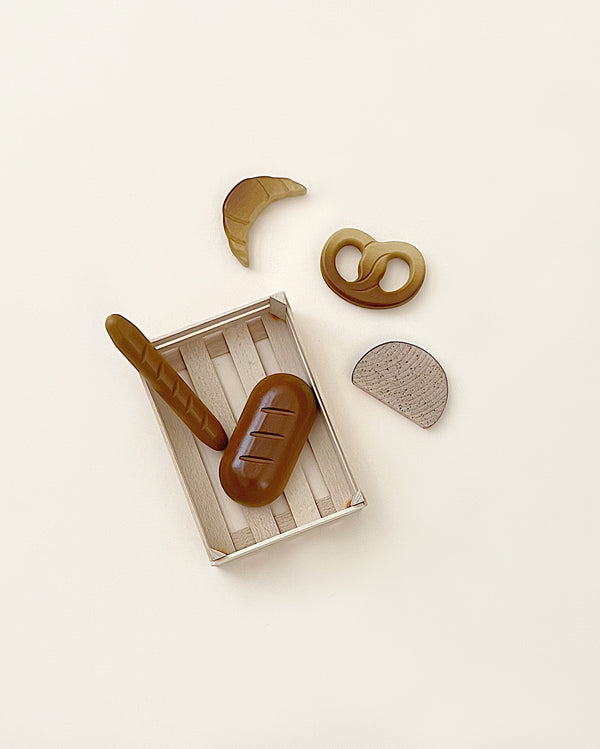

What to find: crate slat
left=222, top=323, right=266, bottom=390
left=222, top=322, right=321, bottom=526
left=261, top=314, right=352, bottom=512
left=164, top=321, right=269, bottom=367
left=179, top=336, right=279, bottom=543
left=231, top=527, right=255, bottom=551
left=281, top=463, right=321, bottom=524
left=150, top=393, right=235, bottom=555
left=179, top=338, right=237, bottom=434
left=274, top=510, right=296, bottom=533
left=316, top=496, right=337, bottom=517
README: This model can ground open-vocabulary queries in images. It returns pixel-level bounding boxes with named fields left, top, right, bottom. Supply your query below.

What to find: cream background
left=1, top=1, right=599, bottom=746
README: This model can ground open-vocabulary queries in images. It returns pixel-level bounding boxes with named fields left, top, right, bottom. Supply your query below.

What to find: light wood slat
left=222, top=323, right=266, bottom=390
left=223, top=322, right=320, bottom=526
left=261, top=313, right=352, bottom=512
left=247, top=317, right=268, bottom=343
left=160, top=320, right=268, bottom=370
left=316, top=496, right=337, bottom=517
left=274, top=511, right=295, bottom=533
left=203, top=332, right=228, bottom=360
left=231, top=527, right=255, bottom=551
left=150, top=393, right=235, bottom=554
left=179, top=338, right=237, bottom=434
left=282, top=464, right=320, bottom=525
left=162, top=347, right=186, bottom=371
left=178, top=337, right=277, bottom=543
left=306, top=420, right=351, bottom=511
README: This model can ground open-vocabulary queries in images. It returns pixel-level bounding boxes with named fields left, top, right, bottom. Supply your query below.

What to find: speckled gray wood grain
left=352, top=341, right=448, bottom=428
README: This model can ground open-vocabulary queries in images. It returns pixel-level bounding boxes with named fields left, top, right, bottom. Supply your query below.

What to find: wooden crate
left=143, top=292, right=365, bottom=565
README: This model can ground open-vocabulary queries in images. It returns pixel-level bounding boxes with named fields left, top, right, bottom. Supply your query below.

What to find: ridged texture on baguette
left=105, top=314, right=228, bottom=450
left=222, top=176, right=307, bottom=266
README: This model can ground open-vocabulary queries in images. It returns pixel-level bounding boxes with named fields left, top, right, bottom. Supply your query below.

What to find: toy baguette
left=105, top=314, right=228, bottom=450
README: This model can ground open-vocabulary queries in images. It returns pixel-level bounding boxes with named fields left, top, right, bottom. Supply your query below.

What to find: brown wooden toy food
left=320, top=228, right=426, bottom=309
left=219, top=373, right=317, bottom=507
left=352, top=341, right=448, bottom=428
left=105, top=314, right=228, bottom=450
left=222, top=176, right=307, bottom=267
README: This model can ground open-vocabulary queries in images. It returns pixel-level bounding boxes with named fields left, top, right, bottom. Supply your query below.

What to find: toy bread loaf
left=352, top=341, right=448, bottom=428
left=105, top=314, right=228, bottom=450
left=219, top=373, right=317, bottom=507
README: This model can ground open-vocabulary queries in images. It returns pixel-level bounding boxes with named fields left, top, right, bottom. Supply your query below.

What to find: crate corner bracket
left=269, top=292, right=288, bottom=320
left=350, top=490, right=365, bottom=507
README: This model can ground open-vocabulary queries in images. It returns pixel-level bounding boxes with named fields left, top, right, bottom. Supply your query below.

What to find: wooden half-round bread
left=222, top=176, right=307, bottom=266
left=352, top=341, right=448, bottom=428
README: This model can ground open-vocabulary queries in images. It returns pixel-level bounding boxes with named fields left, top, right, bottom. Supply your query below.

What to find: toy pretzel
left=320, top=228, right=426, bottom=309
